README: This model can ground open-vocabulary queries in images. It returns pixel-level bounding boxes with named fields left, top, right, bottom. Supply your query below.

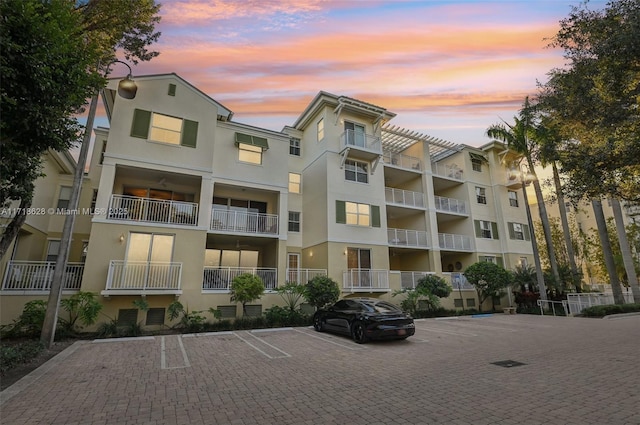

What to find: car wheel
left=351, top=321, right=368, bottom=344
left=313, top=313, right=324, bottom=332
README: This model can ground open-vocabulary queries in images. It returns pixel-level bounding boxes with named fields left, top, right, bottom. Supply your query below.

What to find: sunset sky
left=103, top=0, right=607, bottom=147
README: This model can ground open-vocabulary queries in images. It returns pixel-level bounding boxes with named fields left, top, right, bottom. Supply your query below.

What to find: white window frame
left=317, top=118, right=324, bottom=142
left=345, top=201, right=370, bottom=226
left=238, top=143, right=262, bottom=165
left=289, top=173, right=301, bottom=194
left=508, top=190, right=519, bottom=207
left=149, top=112, right=183, bottom=145
left=288, top=211, right=300, bottom=232
left=512, top=223, right=525, bottom=240
left=46, top=240, right=61, bottom=262
left=344, top=159, right=368, bottom=183
left=476, top=187, right=487, bottom=204
left=471, top=158, right=482, bottom=172
left=289, top=138, right=301, bottom=156
left=480, top=220, right=493, bottom=239
left=57, top=186, right=72, bottom=209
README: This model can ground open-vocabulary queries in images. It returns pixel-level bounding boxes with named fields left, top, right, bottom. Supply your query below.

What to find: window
left=81, top=241, right=89, bottom=263
left=475, top=220, right=498, bottom=239
left=99, top=140, right=107, bottom=164
left=46, top=240, right=60, bottom=262
left=288, top=211, right=300, bottom=232
left=125, top=233, right=175, bottom=288
left=344, top=121, right=366, bottom=147
left=289, top=173, right=301, bottom=193
left=508, top=190, right=519, bottom=207
left=519, top=257, right=528, bottom=267
left=90, top=189, right=98, bottom=214
left=130, top=109, right=198, bottom=148
left=57, top=186, right=72, bottom=209
left=287, top=253, right=300, bottom=282
left=239, top=143, right=262, bottom=164
left=347, top=248, right=372, bottom=288
left=146, top=308, right=166, bottom=325
left=476, top=187, right=487, bottom=204
left=336, top=201, right=380, bottom=227
left=345, top=160, right=368, bottom=183
left=117, top=309, right=138, bottom=326
left=471, top=158, right=482, bottom=172
left=482, top=256, right=496, bottom=263
left=289, top=138, right=301, bottom=156
left=508, top=222, right=531, bottom=241
left=317, top=118, right=324, bottom=141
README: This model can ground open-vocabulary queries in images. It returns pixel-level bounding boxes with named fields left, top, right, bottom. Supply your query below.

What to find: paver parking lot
left=1, top=314, right=639, bottom=425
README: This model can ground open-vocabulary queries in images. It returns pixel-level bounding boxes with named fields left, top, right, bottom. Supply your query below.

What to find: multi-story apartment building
left=0, top=73, right=534, bottom=327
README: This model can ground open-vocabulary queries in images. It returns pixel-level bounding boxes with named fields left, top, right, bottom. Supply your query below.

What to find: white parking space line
left=294, top=328, right=368, bottom=350
left=160, top=335, right=191, bottom=369
left=415, top=325, right=478, bottom=337
left=234, top=331, right=292, bottom=359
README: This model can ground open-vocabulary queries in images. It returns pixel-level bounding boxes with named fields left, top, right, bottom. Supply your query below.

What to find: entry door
left=347, top=248, right=371, bottom=288
left=125, top=233, right=174, bottom=288
left=287, top=253, right=300, bottom=283
left=344, top=122, right=366, bottom=147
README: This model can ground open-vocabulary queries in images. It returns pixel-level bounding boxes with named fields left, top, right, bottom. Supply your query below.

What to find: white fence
left=108, top=195, right=198, bottom=225
left=388, top=228, right=429, bottom=247
left=566, top=292, right=635, bottom=316
left=210, top=209, right=278, bottom=235
left=106, top=261, right=182, bottom=291
left=285, top=268, right=326, bottom=284
left=203, top=267, right=277, bottom=291
left=2, top=261, right=83, bottom=291
left=343, top=269, right=389, bottom=292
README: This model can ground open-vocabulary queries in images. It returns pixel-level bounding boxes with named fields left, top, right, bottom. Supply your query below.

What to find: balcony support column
left=95, top=163, right=116, bottom=220
left=199, top=176, right=214, bottom=229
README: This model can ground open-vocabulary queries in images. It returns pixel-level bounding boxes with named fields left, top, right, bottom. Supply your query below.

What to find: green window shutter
left=336, top=200, right=346, bottom=224
left=491, top=222, right=499, bottom=239
left=168, top=84, right=176, bottom=96
left=474, top=220, right=481, bottom=238
left=508, top=222, right=515, bottom=239
left=131, top=109, right=151, bottom=139
left=371, top=205, right=380, bottom=228
left=496, top=257, right=504, bottom=267
left=523, top=224, right=531, bottom=241
left=181, top=119, right=198, bottom=148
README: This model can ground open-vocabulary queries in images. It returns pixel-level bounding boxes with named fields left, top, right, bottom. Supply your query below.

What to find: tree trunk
left=527, top=158, right=562, bottom=288
left=592, top=199, right=625, bottom=304
left=610, top=198, right=640, bottom=303
left=0, top=198, right=31, bottom=259
left=522, top=176, right=548, bottom=301
left=552, top=162, right=582, bottom=292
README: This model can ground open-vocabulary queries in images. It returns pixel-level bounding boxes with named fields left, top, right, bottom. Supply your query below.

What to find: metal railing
left=438, top=233, right=473, bottom=251
left=343, top=269, right=389, bottom=291
left=210, top=209, right=279, bottom=235
left=340, top=129, right=381, bottom=152
left=108, top=195, right=198, bottom=226
left=442, top=272, right=474, bottom=290
left=2, top=261, right=83, bottom=291
left=203, top=267, right=277, bottom=291
left=383, top=151, right=422, bottom=171
left=431, top=163, right=463, bottom=180
left=434, top=196, right=467, bottom=214
left=285, top=268, right=327, bottom=284
left=537, top=299, right=570, bottom=316
left=388, top=228, right=429, bottom=248
left=400, top=271, right=435, bottom=289
left=566, top=292, right=635, bottom=316
left=385, top=187, right=425, bottom=208
left=106, top=260, right=182, bottom=291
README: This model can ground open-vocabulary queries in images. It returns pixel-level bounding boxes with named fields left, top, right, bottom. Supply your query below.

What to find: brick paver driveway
left=1, top=314, right=639, bottom=425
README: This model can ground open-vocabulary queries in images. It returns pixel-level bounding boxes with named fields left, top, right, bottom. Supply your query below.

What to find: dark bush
left=264, top=306, right=311, bottom=327
left=0, top=340, right=44, bottom=375
left=581, top=303, right=640, bottom=317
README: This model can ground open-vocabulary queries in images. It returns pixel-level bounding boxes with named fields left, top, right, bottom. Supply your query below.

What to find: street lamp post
left=521, top=166, right=548, bottom=303
left=40, top=61, right=137, bottom=348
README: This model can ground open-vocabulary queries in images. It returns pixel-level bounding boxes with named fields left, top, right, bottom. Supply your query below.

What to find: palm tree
left=486, top=97, right=562, bottom=290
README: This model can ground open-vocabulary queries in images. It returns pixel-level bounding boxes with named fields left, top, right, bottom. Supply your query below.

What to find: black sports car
left=312, top=298, right=415, bottom=343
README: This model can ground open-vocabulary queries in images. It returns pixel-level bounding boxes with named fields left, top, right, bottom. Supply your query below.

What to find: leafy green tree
left=59, top=291, right=103, bottom=333
left=230, top=274, right=265, bottom=316
left=512, top=264, right=537, bottom=293
left=393, top=275, right=452, bottom=315
left=463, top=262, right=512, bottom=312
left=0, top=0, right=161, bottom=258
left=275, top=281, right=307, bottom=311
left=304, top=276, right=340, bottom=310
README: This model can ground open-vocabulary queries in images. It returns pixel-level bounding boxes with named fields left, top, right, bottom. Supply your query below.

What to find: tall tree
left=0, top=0, right=161, bottom=258
left=592, top=200, right=625, bottom=304
left=610, top=198, right=640, bottom=303
left=486, top=98, right=562, bottom=289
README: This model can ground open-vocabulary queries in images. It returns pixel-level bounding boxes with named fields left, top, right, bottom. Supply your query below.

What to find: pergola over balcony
left=382, top=124, right=461, bottom=158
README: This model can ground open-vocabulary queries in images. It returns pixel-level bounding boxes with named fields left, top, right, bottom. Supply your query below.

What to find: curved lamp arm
left=106, top=59, right=137, bottom=99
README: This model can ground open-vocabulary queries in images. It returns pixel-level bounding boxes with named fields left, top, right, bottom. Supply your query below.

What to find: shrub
left=0, top=340, right=44, bottom=375
left=581, top=303, right=640, bottom=317
left=1, top=300, right=48, bottom=338
left=264, top=306, right=311, bottom=327
left=393, top=275, right=452, bottom=315
left=230, top=273, right=264, bottom=316
left=275, top=282, right=306, bottom=311
left=463, top=262, right=511, bottom=312
left=59, top=292, right=103, bottom=334
left=167, top=301, right=221, bottom=333
left=304, top=276, right=340, bottom=310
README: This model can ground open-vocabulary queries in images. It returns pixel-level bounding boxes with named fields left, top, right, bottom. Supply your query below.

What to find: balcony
left=343, top=269, right=389, bottom=292
left=285, top=268, right=327, bottom=284
left=103, top=260, right=182, bottom=295
left=210, top=209, right=278, bottom=235
left=388, top=228, right=430, bottom=248
left=400, top=271, right=435, bottom=289
left=505, top=170, right=524, bottom=189
left=443, top=272, right=474, bottom=290
left=438, top=233, right=473, bottom=251
left=340, top=129, right=382, bottom=163
left=385, top=187, right=425, bottom=208
left=203, top=267, right=277, bottom=291
left=383, top=151, right=422, bottom=171
left=434, top=196, right=467, bottom=215
left=1, top=261, right=83, bottom=292
left=108, top=195, right=198, bottom=226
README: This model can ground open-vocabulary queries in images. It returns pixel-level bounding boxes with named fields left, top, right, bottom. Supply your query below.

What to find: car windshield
left=361, top=301, right=402, bottom=313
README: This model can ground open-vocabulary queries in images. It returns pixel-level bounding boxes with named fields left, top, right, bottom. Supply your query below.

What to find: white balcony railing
left=106, top=261, right=182, bottom=291
left=388, top=228, right=429, bottom=248
left=443, top=272, right=474, bottom=290
left=340, top=129, right=381, bottom=152
left=400, top=271, right=435, bottom=290
left=203, top=267, right=278, bottom=291
left=385, top=187, right=425, bottom=208
left=285, top=268, right=327, bottom=284
left=434, top=196, right=467, bottom=214
left=108, top=195, right=198, bottom=226
left=210, top=209, right=278, bottom=235
left=431, top=163, right=463, bottom=180
left=383, top=151, right=422, bottom=171
left=438, top=233, right=473, bottom=251
left=343, top=269, right=389, bottom=292
left=2, top=261, right=83, bottom=291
